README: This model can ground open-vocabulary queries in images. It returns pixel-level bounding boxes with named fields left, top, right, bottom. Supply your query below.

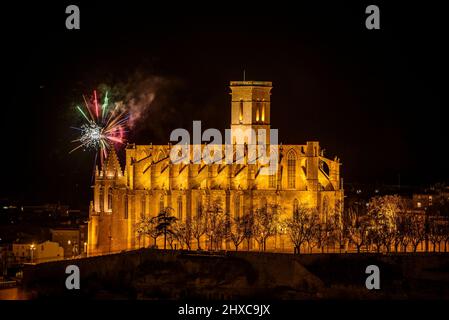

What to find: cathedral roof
left=103, top=148, right=122, bottom=176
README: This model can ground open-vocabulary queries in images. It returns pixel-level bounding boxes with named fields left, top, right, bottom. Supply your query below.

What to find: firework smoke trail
left=93, top=90, right=99, bottom=119
left=101, top=91, right=109, bottom=119
left=70, top=90, right=129, bottom=168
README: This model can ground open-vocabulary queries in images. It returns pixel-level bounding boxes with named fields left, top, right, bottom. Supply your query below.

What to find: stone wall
left=22, top=250, right=449, bottom=299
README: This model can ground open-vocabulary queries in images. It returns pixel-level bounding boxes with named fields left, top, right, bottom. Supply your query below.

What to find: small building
left=12, top=241, right=64, bottom=264
left=51, top=226, right=87, bottom=258
left=413, top=194, right=434, bottom=209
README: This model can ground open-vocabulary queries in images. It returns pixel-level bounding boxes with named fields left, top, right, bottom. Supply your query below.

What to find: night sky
left=3, top=2, right=448, bottom=209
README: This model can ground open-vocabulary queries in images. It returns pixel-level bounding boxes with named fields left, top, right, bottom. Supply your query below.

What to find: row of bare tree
left=347, top=195, right=449, bottom=253
left=135, top=195, right=449, bottom=254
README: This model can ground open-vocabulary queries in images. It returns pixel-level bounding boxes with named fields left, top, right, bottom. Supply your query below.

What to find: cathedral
left=88, top=81, right=344, bottom=255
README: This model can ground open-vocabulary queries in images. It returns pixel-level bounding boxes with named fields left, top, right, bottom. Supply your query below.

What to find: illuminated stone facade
left=88, top=81, right=343, bottom=255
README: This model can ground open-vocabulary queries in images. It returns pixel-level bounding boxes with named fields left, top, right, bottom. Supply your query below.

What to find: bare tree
left=242, top=213, right=254, bottom=251
left=442, top=220, right=449, bottom=252
left=166, top=232, right=175, bottom=249
left=428, top=218, right=446, bottom=252
left=367, top=195, right=405, bottom=253
left=285, top=206, right=319, bottom=254
left=191, top=205, right=206, bottom=250
left=229, top=216, right=246, bottom=251
left=322, top=213, right=342, bottom=253
left=347, top=206, right=370, bottom=253
left=252, top=204, right=280, bottom=252
left=393, top=215, right=406, bottom=252
left=204, top=199, right=228, bottom=251
left=156, top=207, right=177, bottom=250
left=173, top=220, right=193, bottom=250
left=332, top=205, right=346, bottom=253
left=305, top=216, right=320, bottom=253
left=408, top=214, right=426, bottom=252
left=135, top=216, right=159, bottom=248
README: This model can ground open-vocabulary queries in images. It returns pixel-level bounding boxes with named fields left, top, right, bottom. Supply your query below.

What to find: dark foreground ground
left=21, top=250, right=449, bottom=299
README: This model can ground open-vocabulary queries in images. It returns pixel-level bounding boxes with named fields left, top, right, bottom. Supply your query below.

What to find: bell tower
left=230, top=81, right=272, bottom=145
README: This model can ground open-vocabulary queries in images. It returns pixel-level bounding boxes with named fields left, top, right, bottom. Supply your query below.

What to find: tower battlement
left=229, top=81, right=272, bottom=87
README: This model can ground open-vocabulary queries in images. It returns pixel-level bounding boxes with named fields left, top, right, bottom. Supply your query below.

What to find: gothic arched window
left=260, top=197, right=267, bottom=210
left=323, top=196, right=329, bottom=222
left=141, top=195, right=146, bottom=218
left=239, top=100, right=244, bottom=122
left=196, top=197, right=202, bottom=218
left=107, top=188, right=113, bottom=211
left=287, top=151, right=297, bottom=189
left=99, top=186, right=104, bottom=212
left=234, top=195, right=240, bottom=219
left=293, top=199, right=299, bottom=220
left=159, top=195, right=164, bottom=213
left=177, top=196, right=183, bottom=220
left=124, top=195, right=128, bottom=219
left=261, top=101, right=265, bottom=122
left=269, top=165, right=276, bottom=189
left=256, top=101, right=260, bottom=122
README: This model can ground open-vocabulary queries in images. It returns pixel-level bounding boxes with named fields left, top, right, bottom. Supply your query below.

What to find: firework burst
left=70, top=90, right=128, bottom=167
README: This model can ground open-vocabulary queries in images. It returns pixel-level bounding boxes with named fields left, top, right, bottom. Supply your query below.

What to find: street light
left=278, top=226, right=286, bottom=252
left=30, top=244, right=36, bottom=263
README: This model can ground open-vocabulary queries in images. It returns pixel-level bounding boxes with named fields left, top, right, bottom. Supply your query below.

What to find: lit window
left=256, top=103, right=260, bottom=122
left=417, top=202, right=422, bottom=208
left=261, top=103, right=265, bottom=122
left=239, top=100, right=243, bottom=122
left=287, top=151, right=296, bottom=189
